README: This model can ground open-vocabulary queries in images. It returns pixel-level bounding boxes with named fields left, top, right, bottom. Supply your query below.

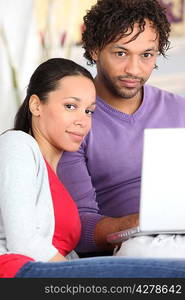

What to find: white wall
left=0, top=0, right=42, bottom=133
left=0, top=0, right=185, bottom=134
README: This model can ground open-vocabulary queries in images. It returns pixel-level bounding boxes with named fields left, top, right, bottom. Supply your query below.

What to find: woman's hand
left=49, top=252, right=67, bottom=262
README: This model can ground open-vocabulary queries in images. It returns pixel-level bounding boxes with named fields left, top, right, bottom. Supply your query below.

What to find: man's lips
left=119, top=79, right=141, bottom=88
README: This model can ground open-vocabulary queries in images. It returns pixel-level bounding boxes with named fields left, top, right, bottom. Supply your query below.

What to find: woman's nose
left=74, top=115, right=88, bottom=128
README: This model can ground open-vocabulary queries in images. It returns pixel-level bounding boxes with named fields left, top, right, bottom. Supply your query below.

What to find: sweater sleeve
left=0, top=132, right=58, bottom=261
left=57, top=143, right=104, bottom=253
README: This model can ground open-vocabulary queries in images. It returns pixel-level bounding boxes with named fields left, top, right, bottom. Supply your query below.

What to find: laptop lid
left=139, top=128, right=185, bottom=232
left=107, top=128, right=185, bottom=244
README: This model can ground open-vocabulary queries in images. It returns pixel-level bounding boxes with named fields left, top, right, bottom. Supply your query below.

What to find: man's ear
left=91, top=49, right=99, bottom=62
left=29, top=95, right=41, bottom=116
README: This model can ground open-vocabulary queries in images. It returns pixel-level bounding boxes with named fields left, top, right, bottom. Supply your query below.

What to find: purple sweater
left=57, top=84, right=185, bottom=252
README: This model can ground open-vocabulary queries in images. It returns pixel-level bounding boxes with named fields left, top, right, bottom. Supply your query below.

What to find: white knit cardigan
left=0, top=130, right=58, bottom=261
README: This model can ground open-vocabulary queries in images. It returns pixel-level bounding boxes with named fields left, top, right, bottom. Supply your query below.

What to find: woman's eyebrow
left=63, top=96, right=81, bottom=101
left=89, top=102, right=96, bottom=106
left=63, top=97, right=96, bottom=106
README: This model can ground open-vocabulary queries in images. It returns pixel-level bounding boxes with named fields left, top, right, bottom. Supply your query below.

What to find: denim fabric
left=15, top=256, right=185, bottom=278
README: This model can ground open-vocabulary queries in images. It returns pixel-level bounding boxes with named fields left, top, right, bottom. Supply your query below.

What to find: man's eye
left=117, top=52, right=126, bottom=57
left=65, top=104, right=76, bottom=110
left=143, top=53, right=153, bottom=58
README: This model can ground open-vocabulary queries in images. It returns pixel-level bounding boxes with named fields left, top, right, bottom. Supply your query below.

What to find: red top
left=0, top=160, right=81, bottom=278
left=46, top=159, right=81, bottom=256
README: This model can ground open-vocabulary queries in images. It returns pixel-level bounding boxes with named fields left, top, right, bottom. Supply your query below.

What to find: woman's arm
left=0, top=132, right=58, bottom=261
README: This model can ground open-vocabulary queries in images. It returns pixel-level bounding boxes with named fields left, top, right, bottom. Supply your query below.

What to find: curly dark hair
left=82, top=0, right=171, bottom=65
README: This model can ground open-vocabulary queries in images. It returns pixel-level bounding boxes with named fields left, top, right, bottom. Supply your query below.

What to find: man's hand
left=117, top=213, right=139, bottom=232
left=94, top=213, right=139, bottom=251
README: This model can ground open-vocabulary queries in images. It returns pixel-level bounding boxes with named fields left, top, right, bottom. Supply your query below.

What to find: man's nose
left=124, top=56, right=141, bottom=77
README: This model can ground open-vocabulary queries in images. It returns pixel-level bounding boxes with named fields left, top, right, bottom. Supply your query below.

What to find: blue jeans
left=15, top=256, right=185, bottom=278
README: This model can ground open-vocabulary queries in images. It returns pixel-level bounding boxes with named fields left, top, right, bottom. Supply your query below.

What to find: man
left=57, top=0, right=185, bottom=255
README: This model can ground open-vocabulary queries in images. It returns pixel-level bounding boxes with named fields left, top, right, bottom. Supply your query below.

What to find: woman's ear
left=29, top=95, right=41, bottom=116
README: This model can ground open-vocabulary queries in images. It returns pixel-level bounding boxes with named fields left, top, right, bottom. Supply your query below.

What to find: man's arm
left=57, top=143, right=139, bottom=253
left=58, top=144, right=105, bottom=253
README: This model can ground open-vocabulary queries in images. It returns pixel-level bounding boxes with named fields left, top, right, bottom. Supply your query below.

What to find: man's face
left=92, top=19, right=159, bottom=101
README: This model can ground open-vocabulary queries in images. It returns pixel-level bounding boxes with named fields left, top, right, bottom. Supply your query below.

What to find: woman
left=0, top=58, right=96, bottom=277
left=1, top=58, right=185, bottom=278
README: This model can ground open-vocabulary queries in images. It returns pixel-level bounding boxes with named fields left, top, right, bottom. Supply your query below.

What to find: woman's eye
left=65, top=104, right=76, bottom=110
left=85, top=109, right=94, bottom=116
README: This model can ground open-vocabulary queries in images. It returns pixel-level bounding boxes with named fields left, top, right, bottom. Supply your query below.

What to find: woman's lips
left=67, top=131, right=84, bottom=142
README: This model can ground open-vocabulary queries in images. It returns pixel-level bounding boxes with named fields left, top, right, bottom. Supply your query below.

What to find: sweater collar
left=96, top=85, right=149, bottom=122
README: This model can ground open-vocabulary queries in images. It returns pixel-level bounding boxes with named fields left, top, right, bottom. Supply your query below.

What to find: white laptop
left=107, top=128, right=185, bottom=244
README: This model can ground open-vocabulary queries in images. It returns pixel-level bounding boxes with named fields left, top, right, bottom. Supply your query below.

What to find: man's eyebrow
left=143, top=47, right=158, bottom=52
left=112, top=46, right=128, bottom=50
left=113, top=45, right=158, bottom=52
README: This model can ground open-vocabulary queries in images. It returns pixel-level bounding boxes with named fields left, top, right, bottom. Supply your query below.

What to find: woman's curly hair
left=82, top=0, right=171, bottom=65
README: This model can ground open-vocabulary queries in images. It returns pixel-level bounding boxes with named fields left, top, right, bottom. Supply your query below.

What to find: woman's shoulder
left=0, top=130, right=41, bottom=159
left=0, top=130, right=37, bottom=148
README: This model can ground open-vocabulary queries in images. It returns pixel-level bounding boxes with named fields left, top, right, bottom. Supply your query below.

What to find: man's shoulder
left=145, top=84, right=185, bottom=102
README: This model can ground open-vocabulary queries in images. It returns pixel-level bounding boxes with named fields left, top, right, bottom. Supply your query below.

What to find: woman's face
left=30, top=75, right=96, bottom=153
